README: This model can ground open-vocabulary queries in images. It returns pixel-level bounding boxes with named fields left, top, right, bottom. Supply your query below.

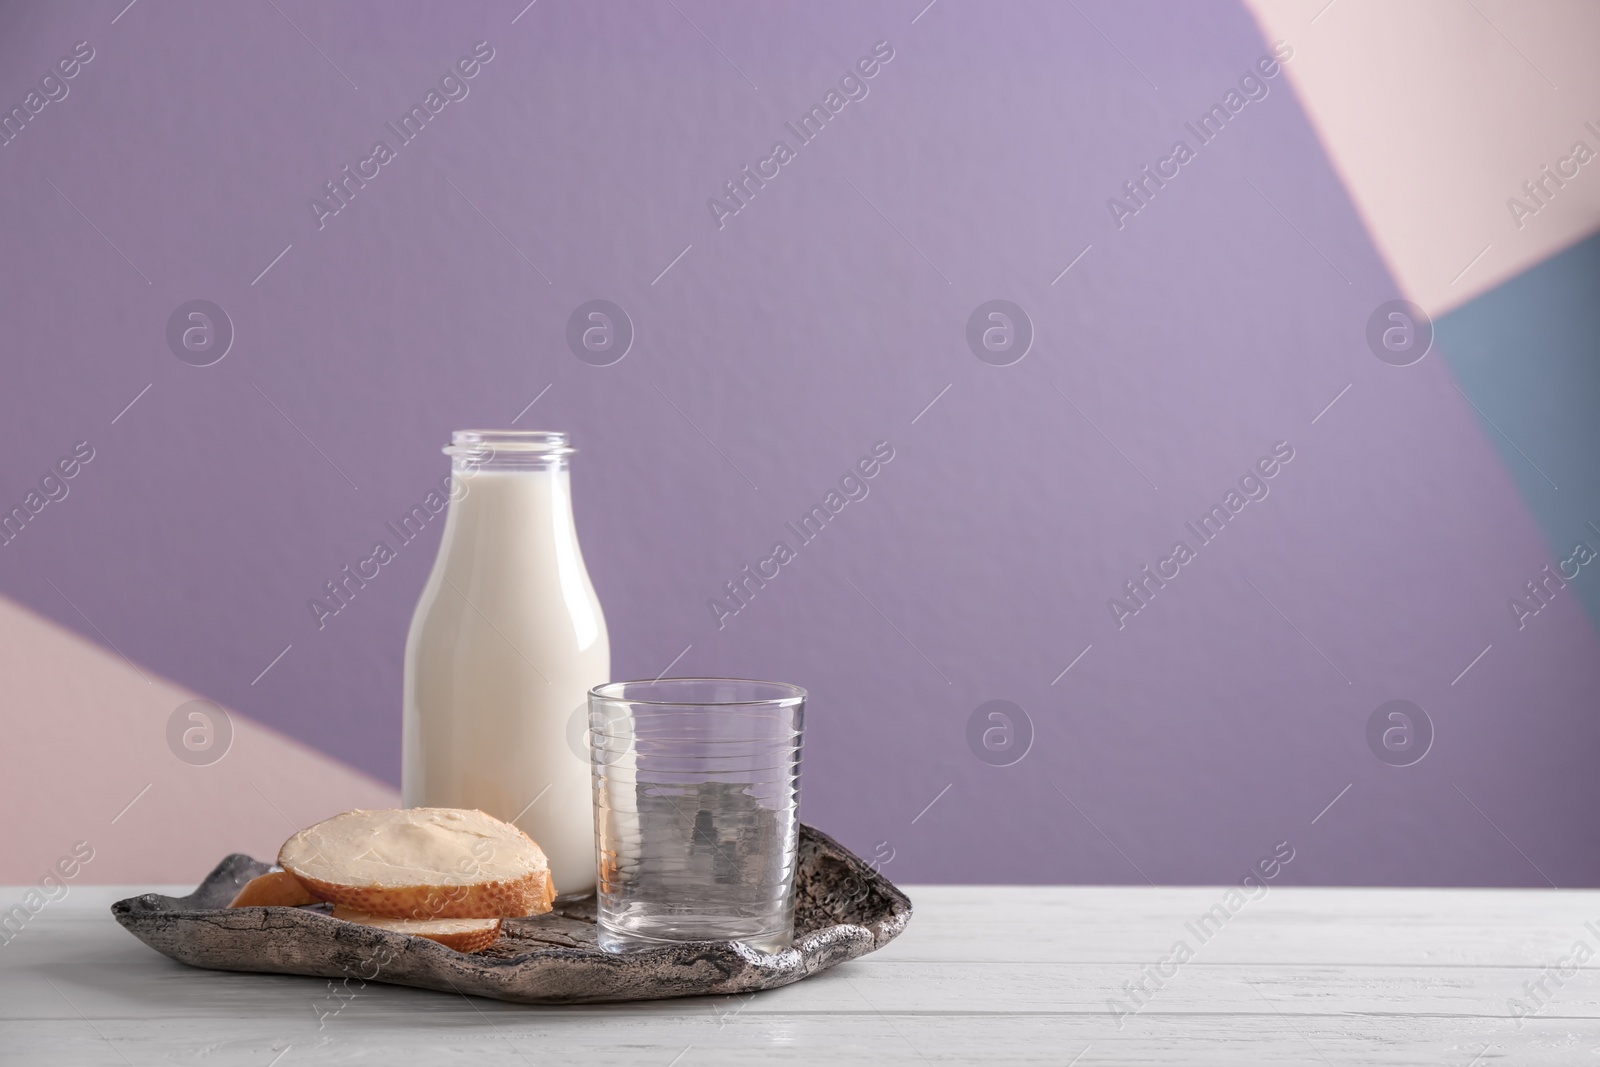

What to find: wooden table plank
left=3, top=1012, right=1597, bottom=1065
left=7, top=940, right=1600, bottom=1022
left=3, top=885, right=1597, bottom=1065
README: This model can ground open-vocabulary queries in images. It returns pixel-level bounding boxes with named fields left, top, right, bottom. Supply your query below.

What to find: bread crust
left=291, top=870, right=554, bottom=920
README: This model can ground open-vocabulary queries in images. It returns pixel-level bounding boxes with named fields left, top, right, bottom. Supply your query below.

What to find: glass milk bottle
left=403, top=430, right=608, bottom=896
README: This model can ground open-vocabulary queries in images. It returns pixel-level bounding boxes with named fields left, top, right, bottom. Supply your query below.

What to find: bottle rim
left=443, top=429, right=575, bottom=458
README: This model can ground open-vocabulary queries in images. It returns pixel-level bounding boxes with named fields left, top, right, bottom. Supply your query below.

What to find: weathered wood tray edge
left=110, top=823, right=911, bottom=1005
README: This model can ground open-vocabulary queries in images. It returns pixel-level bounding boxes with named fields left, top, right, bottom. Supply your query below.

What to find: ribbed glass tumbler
left=587, top=678, right=805, bottom=954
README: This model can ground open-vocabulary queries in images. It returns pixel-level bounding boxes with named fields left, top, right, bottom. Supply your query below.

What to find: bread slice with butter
left=278, top=807, right=556, bottom=920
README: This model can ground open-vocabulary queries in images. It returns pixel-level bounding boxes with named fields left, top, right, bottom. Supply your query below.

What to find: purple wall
left=3, top=0, right=1597, bottom=885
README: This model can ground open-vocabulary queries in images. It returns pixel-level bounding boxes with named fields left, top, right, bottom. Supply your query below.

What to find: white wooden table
left=3, top=884, right=1597, bottom=1064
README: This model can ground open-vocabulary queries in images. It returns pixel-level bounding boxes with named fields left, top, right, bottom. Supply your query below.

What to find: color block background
left=1, top=0, right=1597, bottom=887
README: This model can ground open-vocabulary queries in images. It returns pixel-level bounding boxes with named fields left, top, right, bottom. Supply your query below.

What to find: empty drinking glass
left=588, top=678, right=805, bottom=954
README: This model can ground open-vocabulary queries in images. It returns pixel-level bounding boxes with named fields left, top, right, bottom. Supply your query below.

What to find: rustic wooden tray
left=111, top=824, right=911, bottom=1005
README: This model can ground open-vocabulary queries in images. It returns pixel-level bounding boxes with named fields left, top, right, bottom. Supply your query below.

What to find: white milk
left=402, top=432, right=608, bottom=896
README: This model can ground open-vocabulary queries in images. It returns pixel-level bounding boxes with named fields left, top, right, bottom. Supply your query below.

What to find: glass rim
left=589, top=677, right=806, bottom=708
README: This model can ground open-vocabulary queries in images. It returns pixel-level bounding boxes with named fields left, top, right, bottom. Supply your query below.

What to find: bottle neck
left=436, top=466, right=584, bottom=591
left=428, top=437, right=601, bottom=651
left=440, top=430, right=581, bottom=546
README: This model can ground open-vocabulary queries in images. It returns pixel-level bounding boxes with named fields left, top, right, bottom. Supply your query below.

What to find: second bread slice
left=228, top=870, right=319, bottom=908
left=331, top=907, right=503, bottom=953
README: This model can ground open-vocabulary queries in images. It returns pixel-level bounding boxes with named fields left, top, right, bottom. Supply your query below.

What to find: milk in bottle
left=402, top=430, right=608, bottom=896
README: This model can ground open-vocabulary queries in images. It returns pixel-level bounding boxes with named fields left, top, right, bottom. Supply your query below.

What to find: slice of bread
left=228, top=870, right=319, bottom=908
left=331, top=907, right=503, bottom=953
left=278, top=808, right=556, bottom=920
